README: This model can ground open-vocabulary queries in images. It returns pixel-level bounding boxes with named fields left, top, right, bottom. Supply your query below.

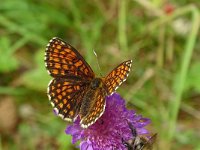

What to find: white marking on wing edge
left=50, top=102, right=55, bottom=107
left=47, top=79, right=53, bottom=100
left=81, top=124, right=88, bottom=128
left=123, top=79, right=127, bottom=82
left=58, top=113, right=64, bottom=119
left=110, top=92, right=114, bottom=95
left=47, top=94, right=51, bottom=101
left=45, top=63, right=48, bottom=67
left=47, top=79, right=54, bottom=90
left=52, top=37, right=57, bottom=40
left=54, top=108, right=59, bottom=115
left=53, top=108, right=73, bottom=122
left=47, top=70, right=51, bottom=75
left=115, top=86, right=119, bottom=91
left=49, top=38, right=54, bottom=42
left=64, top=117, right=72, bottom=122
left=80, top=103, right=106, bottom=129
left=73, top=115, right=79, bottom=122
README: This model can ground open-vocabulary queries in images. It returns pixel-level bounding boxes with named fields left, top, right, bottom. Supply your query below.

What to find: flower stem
left=118, top=0, right=128, bottom=52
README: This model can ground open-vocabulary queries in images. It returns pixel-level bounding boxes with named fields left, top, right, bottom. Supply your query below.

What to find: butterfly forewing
left=48, top=78, right=89, bottom=121
left=105, top=60, right=132, bottom=95
left=45, top=37, right=95, bottom=80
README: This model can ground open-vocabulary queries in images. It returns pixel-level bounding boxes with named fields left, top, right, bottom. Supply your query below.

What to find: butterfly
left=44, top=37, right=132, bottom=128
left=122, top=121, right=157, bottom=150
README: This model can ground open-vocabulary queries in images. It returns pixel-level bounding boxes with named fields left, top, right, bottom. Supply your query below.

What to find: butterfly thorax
left=90, top=78, right=104, bottom=90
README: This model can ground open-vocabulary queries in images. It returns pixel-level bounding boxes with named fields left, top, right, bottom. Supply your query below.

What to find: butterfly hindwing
left=45, top=37, right=95, bottom=80
left=105, top=60, right=132, bottom=95
left=80, top=88, right=106, bottom=128
left=48, top=78, right=89, bottom=121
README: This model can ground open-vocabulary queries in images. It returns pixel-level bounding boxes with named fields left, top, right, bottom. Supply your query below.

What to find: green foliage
left=58, top=133, right=74, bottom=150
left=185, top=62, right=200, bottom=92
left=175, top=129, right=200, bottom=149
left=21, top=49, right=51, bottom=91
left=0, top=37, right=19, bottom=72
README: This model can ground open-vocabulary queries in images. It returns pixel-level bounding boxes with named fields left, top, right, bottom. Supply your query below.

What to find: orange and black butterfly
left=44, top=37, right=132, bottom=128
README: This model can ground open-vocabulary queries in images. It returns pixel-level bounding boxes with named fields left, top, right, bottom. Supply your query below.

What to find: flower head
left=66, top=93, right=151, bottom=150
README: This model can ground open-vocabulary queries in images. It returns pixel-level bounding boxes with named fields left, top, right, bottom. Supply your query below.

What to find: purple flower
left=66, top=93, right=151, bottom=150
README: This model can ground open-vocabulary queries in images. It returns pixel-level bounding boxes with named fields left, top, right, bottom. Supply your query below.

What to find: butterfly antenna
left=93, top=50, right=103, bottom=77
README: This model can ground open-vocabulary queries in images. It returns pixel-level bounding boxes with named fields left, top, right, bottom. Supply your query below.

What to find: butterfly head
left=90, top=78, right=103, bottom=90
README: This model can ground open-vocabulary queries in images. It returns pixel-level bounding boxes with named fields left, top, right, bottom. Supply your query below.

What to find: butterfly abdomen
left=79, top=89, right=96, bottom=117
left=78, top=78, right=107, bottom=128
left=79, top=78, right=104, bottom=117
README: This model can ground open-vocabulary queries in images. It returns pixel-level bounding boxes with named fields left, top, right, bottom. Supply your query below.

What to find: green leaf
left=0, top=37, right=19, bottom=72
left=58, top=133, right=74, bottom=150
left=21, top=49, right=51, bottom=91
left=185, top=62, right=200, bottom=92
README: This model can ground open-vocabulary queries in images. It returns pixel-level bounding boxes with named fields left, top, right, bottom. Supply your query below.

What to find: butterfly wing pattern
left=80, top=88, right=107, bottom=128
left=45, top=37, right=132, bottom=128
left=45, top=37, right=95, bottom=79
left=105, top=60, right=132, bottom=95
left=45, top=37, right=94, bottom=122
left=47, top=78, right=88, bottom=121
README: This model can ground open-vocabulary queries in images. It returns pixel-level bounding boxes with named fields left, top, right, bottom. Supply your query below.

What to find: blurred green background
left=0, top=0, right=200, bottom=150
